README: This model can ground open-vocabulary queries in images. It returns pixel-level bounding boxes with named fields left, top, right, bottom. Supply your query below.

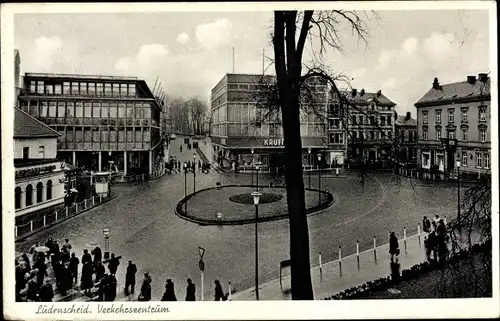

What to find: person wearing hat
left=124, top=260, right=137, bottom=296
left=161, top=278, right=177, bottom=301
left=185, top=278, right=196, bottom=301
left=138, top=273, right=152, bottom=301
left=39, top=279, right=54, bottom=302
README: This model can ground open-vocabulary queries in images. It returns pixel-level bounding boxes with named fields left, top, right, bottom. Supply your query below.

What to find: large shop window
left=422, top=152, right=430, bottom=169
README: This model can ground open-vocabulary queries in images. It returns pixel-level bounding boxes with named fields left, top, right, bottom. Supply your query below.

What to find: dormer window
left=423, top=111, right=428, bottom=124
left=448, top=109, right=455, bottom=123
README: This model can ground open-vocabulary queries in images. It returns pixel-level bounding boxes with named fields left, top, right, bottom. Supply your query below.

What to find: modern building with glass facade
left=415, top=74, right=491, bottom=178
left=210, top=73, right=330, bottom=172
left=17, top=73, right=164, bottom=178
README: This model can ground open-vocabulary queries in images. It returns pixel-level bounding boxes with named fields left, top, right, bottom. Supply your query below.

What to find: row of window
left=14, top=181, right=53, bottom=209
left=55, top=126, right=151, bottom=143
left=211, top=123, right=325, bottom=137
left=351, top=130, right=393, bottom=141
left=22, top=146, right=45, bottom=159
left=422, top=106, right=487, bottom=124
left=421, top=151, right=490, bottom=170
left=422, top=127, right=487, bottom=142
left=329, top=133, right=345, bottom=145
left=29, top=80, right=137, bottom=97
left=21, top=101, right=152, bottom=119
left=351, top=114, right=393, bottom=126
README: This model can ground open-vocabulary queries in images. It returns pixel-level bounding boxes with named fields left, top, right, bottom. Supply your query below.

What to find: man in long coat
left=124, top=260, right=137, bottom=295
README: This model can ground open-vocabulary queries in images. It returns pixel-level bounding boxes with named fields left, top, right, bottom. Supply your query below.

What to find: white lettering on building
left=263, top=138, right=284, bottom=146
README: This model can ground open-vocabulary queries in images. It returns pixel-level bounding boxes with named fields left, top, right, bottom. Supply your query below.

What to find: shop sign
left=263, top=138, right=284, bottom=146
left=16, top=165, right=57, bottom=179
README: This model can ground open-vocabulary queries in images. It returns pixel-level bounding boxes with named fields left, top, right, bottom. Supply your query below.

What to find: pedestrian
left=433, top=215, right=441, bottom=226
left=185, top=278, right=196, bottom=301
left=58, top=263, right=71, bottom=296
left=95, top=261, right=105, bottom=283
left=45, top=238, right=55, bottom=256
left=91, top=246, right=102, bottom=264
left=21, top=253, right=31, bottom=274
left=81, top=261, right=93, bottom=296
left=180, top=145, right=183, bottom=153
left=124, top=260, right=137, bottom=296
left=161, top=279, right=177, bottom=301
left=29, top=242, right=40, bottom=255
left=214, top=280, right=224, bottom=301
left=105, top=274, right=117, bottom=301
left=198, top=160, right=202, bottom=170
left=61, top=246, right=70, bottom=264
left=422, top=216, right=431, bottom=233
left=108, top=253, right=120, bottom=276
left=389, top=232, right=399, bottom=263
left=82, top=249, right=92, bottom=266
left=39, top=279, right=54, bottom=302
left=15, top=261, right=27, bottom=301
left=96, top=274, right=107, bottom=301
left=53, top=240, right=60, bottom=260
left=26, top=273, right=39, bottom=302
left=62, top=238, right=72, bottom=253
left=69, top=253, right=80, bottom=286
left=138, top=273, right=152, bottom=301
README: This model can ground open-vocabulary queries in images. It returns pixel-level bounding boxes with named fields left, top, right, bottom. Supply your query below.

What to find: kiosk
left=92, top=172, right=111, bottom=198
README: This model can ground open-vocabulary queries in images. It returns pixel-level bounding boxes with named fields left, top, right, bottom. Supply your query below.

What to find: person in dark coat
left=108, top=253, right=120, bottom=276
left=91, top=246, right=102, bottom=264
left=21, top=253, right=31, bottom=274
left=138, top=273, right=152, bottom=301
left=82, top=249, right=92, bottom=266
left=95, top=261, right=105, bottom=283
left=81, top=261, right=93, bottom=296
left=15, top=262, right=27, bottom=301
left=58, top=263, right=72, bottom=296
left=185, top=278, right=196, bottom=301
left=95, top=274, right=108, bottom=301
left=39, top=279, right=54, bottom=302
left=45, top=238, right=55, bottom=259
left=125, top=260, right=137, bottom=295
left=69, top=253, right=80, bottom=285
left=389, top=232, right=399, bottom=262
left=53, top=241, right=60, bottom=260
left=161, top=279, right=177, bottom=301
left=422, top=216, right=431, bottom=233
left=105, top=274, right=117, bottom=301
left=214, top=280, right=224, bottom=301
left=61, top=247, right=70, bottom=264
left=26, top=275, right=39, bottom=302
left=35, top=256, right=48, bottom=288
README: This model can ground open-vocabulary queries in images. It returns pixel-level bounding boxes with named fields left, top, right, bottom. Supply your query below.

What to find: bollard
left=30, top=221, right=33, bottom=232
left=228, top=282, right=232, bottom=301
left=356, top=240, right=360, bottom=270
left=403, top=227, right=407, bottom=254
left=100, top=194, right=103, bottom=203
left=373, top=236, right=377, bottom=263
left=319, top=252, right=323, bottom=281
left=417, top=223, right=421, bottom=247
left=55, top=211, right=58, bottom=221
left=76, top=203, right=79, bottom=212
left=336, top=168, right=339, bottom=176
left=85, top=199, right=87, bottom=209
left=92, top=197, right=95, bottom=206
left=43, top=215, right=46, bottom=226
left=338, top=246, right=342, bottom=276
left=65, top=207, right=69, bottom=217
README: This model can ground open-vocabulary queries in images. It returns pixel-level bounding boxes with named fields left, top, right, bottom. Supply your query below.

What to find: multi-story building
left=17, top=72, right=164, bottom=178
left=330, top=88, right=397, bottom=167
left=14, top=108, right=66, bottom=226
left=210, top=73, right=330, bottom=172
left=394, top=111, right=418, bottom=166
left=414, top=73, right=491, bottom=178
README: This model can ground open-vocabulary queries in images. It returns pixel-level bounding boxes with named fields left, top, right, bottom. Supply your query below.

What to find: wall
left=14, top=137, right=57, bottom=159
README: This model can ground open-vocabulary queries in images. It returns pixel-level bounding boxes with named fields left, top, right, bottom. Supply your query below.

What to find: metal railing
left=15, top=194, right=111, bottom=239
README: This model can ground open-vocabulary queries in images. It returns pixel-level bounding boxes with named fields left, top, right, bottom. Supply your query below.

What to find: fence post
left=356, top=240, right=360, bottom=270
left=100, top=194, right=103, bottom=203
left=76, top=203, right=79, bottom=212
left=66, top=207, right=69, bottom=217
left=338, top=246, right=342, bottom=276
left=228, top=282, right=232, bottom=301
left=92, top=197, right=95, bottom=206
left=15, top=226, right=18, bottom=238
left=403, top=227, right=407, bottom=254
left=85, top=199, right=87, bottom=209
left=43, top=215, right=46, bottom=226
left=417, top=223, right=421, bottom=247
left=55, top=211, right=58, bottom=221
left=373, top=236, right=377, bottom=263
left=30, top=221, right=34, bottom=232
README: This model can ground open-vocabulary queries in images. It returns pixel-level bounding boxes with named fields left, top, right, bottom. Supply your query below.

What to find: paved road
left=15, top=137, right=463, bottom=301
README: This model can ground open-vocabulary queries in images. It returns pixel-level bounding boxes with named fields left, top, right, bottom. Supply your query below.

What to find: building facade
left=17, top=73, right=164, bottom=178
left=330, top=89, right=397, bottom=167
left=210, top=73, right=330, bottom=172
left=414, top=74, right=491, bottom=178
left=394, top=112, right=418, bottom=166
left=14, top=108, right=66, bottom=224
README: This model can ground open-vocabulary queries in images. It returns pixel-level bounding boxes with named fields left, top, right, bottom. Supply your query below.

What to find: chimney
left=432, top=77, right=440, bottom=90
left=467, top=75, right=476, bottom=84
left=360, top=88, right=365, bottom=96
left=352, top=88, right=357, bottom=97
left=376, top=90, right=381, bottom=97
left=405, top=111, right=411, bottom=121
left=478, top=73, right=488, bottom=82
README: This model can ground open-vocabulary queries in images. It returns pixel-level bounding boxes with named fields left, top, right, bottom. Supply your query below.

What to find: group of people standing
left=166, top=157, right=211, bottom=174
left=422, top=215, right=449, bottom=263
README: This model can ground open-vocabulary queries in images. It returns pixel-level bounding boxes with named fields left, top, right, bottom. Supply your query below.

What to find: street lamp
left=456, top=160, right=461, bottom=233
left=103, top=228, right=110, bottom=260
left=308, top=148, right=312, bottom=189
left=317, top=153, right=322, bottom=205
left=184, top=162, right=188, bottom=213
left=255, top=165, right=260, bottom=192
left=251, top=148, right=255, bottom=186
left=193, top=154, right=197, bottom=193
left=251, top=191, right=262, bottom=300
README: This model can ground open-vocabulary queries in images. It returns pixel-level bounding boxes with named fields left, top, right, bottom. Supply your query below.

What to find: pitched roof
left=336, top=90, right=397, bottom=107
left=14, top=108, right=60, bottom=138
left=415, top=78, right=490, bottom=106
left=395, top=115, right=417, bottom=126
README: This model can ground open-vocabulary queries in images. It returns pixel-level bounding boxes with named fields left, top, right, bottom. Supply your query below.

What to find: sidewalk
left=231, top=231, right=481, bottom=300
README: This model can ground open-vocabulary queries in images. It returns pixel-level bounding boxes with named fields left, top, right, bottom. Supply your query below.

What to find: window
left=423, top=111, right=428, bottom=124
left=479, top=107, right=486, bottom=121
left=128, top=84, right=136, bottom=97
left=23, top=147, right=29, bottom=159
left=63, top=82, right=71, bottom=94
left=484, top=153, right=490, bottom=169
left=66, top=102, right=74, bottom=118
left=359, top=115, right=363, bottom=125
left=30, top=81, right=36, bottom=93
left=25, top=184, right=33, bottom=206
left=104, top=83, right=112, bottom=96
left=45, top=84, right=53, bottom=94
left=112, top=83, right=120, bottom=97
left=143, top=104, right=151, bottom=119
left=351, top=116, right=357, bottom=125
left=39, top=146, right=45, bottom=158
left=97, top=83, right=104, bottom=96
left=58, top=102, right=65, bottom=118
left=462, top=110, right=468, bottom=123
left=101, top=102, right=109, bottom=118
left=88, top=83, right=95, bottom=95
left=436, top=110, right=441, bottom=123
left=109, top=102, right=117, bottom=118
left=423, top=128, right=428, bottom=140
left=480, top=129, right=486, bottom=142
left=448, top=130, right=455, bottom=140
left=126, top=128, right=134, bottom=142
left=80, top=82, right=88, bottom=95
left=422, top=152, right=430, bottom=169
left=120, top=84, right=128, bottom=96
left=118, top=103, right=126, bottom=118
left=15, top=187, right=22, bottom=209
left=448, top=110, right=454, bottom=123
left=370, top=116, right=375, bottom=125
left=36, top=182, right=44, bottom=203
left=436, top=129, right=442, bottom=140
left=40, top=102, right=48, bottom=117
left=387, top=117, right=392, bottom=126
left=37, top=81, right=44, bottom=94
left=46, top=180, right=53, bottom=200
left=127, top=103, right=134, bottom=118
left=380, top=116, right=386, bottom=126
left=92, top=102, right=100, bottom=118
left=54, top=84, right=62, bottom=94
left=476, top=153, right=482, bottom=168
left=71, top=82, right=79, bottom=95
left=134, top=104, right=142, bottom=119
left=462, top=128, right=468, bottom=141
left=462, top=152, right=468, bottom=167
left=75, top=102, right=83, bottom=118
left=49, top=102, right=57, bottom=117
left=84, top=102, right=92, bottom=118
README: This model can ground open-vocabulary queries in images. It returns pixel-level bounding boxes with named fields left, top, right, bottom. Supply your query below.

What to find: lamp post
left=251, top=148, right=254, bottom=186
left=103, top=228, right=110, bottom=260
left=317, top=153, right=322, bottom=205
left=308, top=148, right=312, bottom=189
left=251, top=191, right=262, bottom=300
left=184, top=162, right=188, bottom=214
left=456, top=160, right=461, bottom=233
left=193, top=154, right=197, bottom=193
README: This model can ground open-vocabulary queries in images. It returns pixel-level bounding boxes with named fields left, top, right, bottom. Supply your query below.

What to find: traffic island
left=175, top=184, right=334, bottom=225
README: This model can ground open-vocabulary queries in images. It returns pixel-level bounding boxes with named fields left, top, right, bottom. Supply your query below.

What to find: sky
left=13, top=8, right=491, bottom=116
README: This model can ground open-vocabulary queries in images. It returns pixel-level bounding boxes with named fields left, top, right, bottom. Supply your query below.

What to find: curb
left=15, top=194, right=119, bottom=242
left=174, top=185, right=335, bottom=226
